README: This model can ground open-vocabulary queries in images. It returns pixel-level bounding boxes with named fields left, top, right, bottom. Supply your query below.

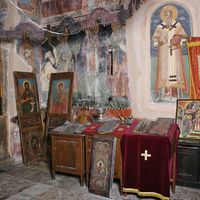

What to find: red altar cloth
left=83, top=120, right=137, bottom=136
left=122, top=121, right=180, bottom=200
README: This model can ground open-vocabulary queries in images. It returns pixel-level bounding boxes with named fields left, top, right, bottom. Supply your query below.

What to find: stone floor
left=0, top=159, right=200, bottom=200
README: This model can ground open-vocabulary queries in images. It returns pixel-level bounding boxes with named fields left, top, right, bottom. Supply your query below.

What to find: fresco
left=10, top=120, right=22, bottom=161
left=42, top=0, right=82, bottom=18
left=17, top=0, right=40, bottom=19
left=17, top=39, right=35, bottom=66
left=18, top=0, right=34, bottom=12
left=10, top=0, right=131, bottom=119
left=40, top=24, right=129, bottom=111
left=150, top=3, right=192, bottom=103
left=87, top=0, right=121, bottom=12
left=0, top=0, right=7, bottom=29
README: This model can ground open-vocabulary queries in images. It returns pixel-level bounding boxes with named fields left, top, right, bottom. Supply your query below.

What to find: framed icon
left=175, top=99, right=200, bottom=138
left=48, top=73, right=74, bottom=115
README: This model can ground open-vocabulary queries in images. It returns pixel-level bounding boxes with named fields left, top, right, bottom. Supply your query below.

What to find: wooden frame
left=47, top=72, right=74, bottom=116
left=175, top=99, right=200, bottom=138
left=89, top=136, right=115, bottom=197
left=13, top=72, right=43, bottom=165
left=14, top=72, right=39, bottom=115
left=44, top=72, right=74, bottom=158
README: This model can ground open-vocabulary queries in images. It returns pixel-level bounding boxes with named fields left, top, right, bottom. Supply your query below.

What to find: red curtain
left=187, top=37, right=200, bottom=98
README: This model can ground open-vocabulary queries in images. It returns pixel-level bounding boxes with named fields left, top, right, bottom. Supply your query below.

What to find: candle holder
left=97, top=107, right=106, bottom=121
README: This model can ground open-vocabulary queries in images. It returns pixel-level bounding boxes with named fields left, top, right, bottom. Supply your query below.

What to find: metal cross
left=141, top=150, right=151, bottom=161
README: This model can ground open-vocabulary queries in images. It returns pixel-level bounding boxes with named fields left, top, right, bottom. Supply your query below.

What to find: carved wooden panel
left=55, top=139, right=77, bottom=169
left=177, top=139, right=200, bottom=188
left=51, top=133, right=85, bottom=186
left=21, top=128, right=43, bottom=165
left=85, top=134, right=122, bottom=189
left=13, top=72, right=44, bottom=165
left=178, top=145, right=199, bottom=182
left=0, top=115, right=8, bottom=158
left=19, top=113, right=42, bottom=130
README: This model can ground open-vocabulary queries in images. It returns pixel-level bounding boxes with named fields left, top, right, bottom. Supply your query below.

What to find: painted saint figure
left=152, top=5, right=188, bottom=101
left=41, top=46, right=57, bottom=91
left=21, top=81, right=37, bottom=113
left=50, top=81, right=68, bottom=114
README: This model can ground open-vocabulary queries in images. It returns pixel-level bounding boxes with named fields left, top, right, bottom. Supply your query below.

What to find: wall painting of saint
left=150, top=3, right=192, bottom=103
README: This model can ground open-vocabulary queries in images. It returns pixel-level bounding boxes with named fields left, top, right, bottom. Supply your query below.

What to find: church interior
left=0, top=0, right=200, bottom=199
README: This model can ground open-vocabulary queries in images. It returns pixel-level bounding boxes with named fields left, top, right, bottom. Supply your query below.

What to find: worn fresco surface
left=87, top=0, right=121, bottom=12
left=150, top=3, right=192, bottom=103
left=0, top=0, right=7, bottom=29
left=18, top=0, right=34, bottom=12
left=41, top=0, right=122, bottom=18
left=10, top=120, right=22, bottom=161
left=17, top=0, right=40, bottom=21
left=41, top=0, right=83, bottom=18
left=15, top=0, right=130, bottom=110
left=39, top=24, right=129, bottom=111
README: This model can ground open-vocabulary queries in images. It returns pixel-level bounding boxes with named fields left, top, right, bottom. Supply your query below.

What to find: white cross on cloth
left=141, top=150, right=151, bottom=161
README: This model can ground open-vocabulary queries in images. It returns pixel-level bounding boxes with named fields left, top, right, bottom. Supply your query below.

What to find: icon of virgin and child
left=21, top=80, right=37, bottom=113
left=49, top=80, right=69, bottom=114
